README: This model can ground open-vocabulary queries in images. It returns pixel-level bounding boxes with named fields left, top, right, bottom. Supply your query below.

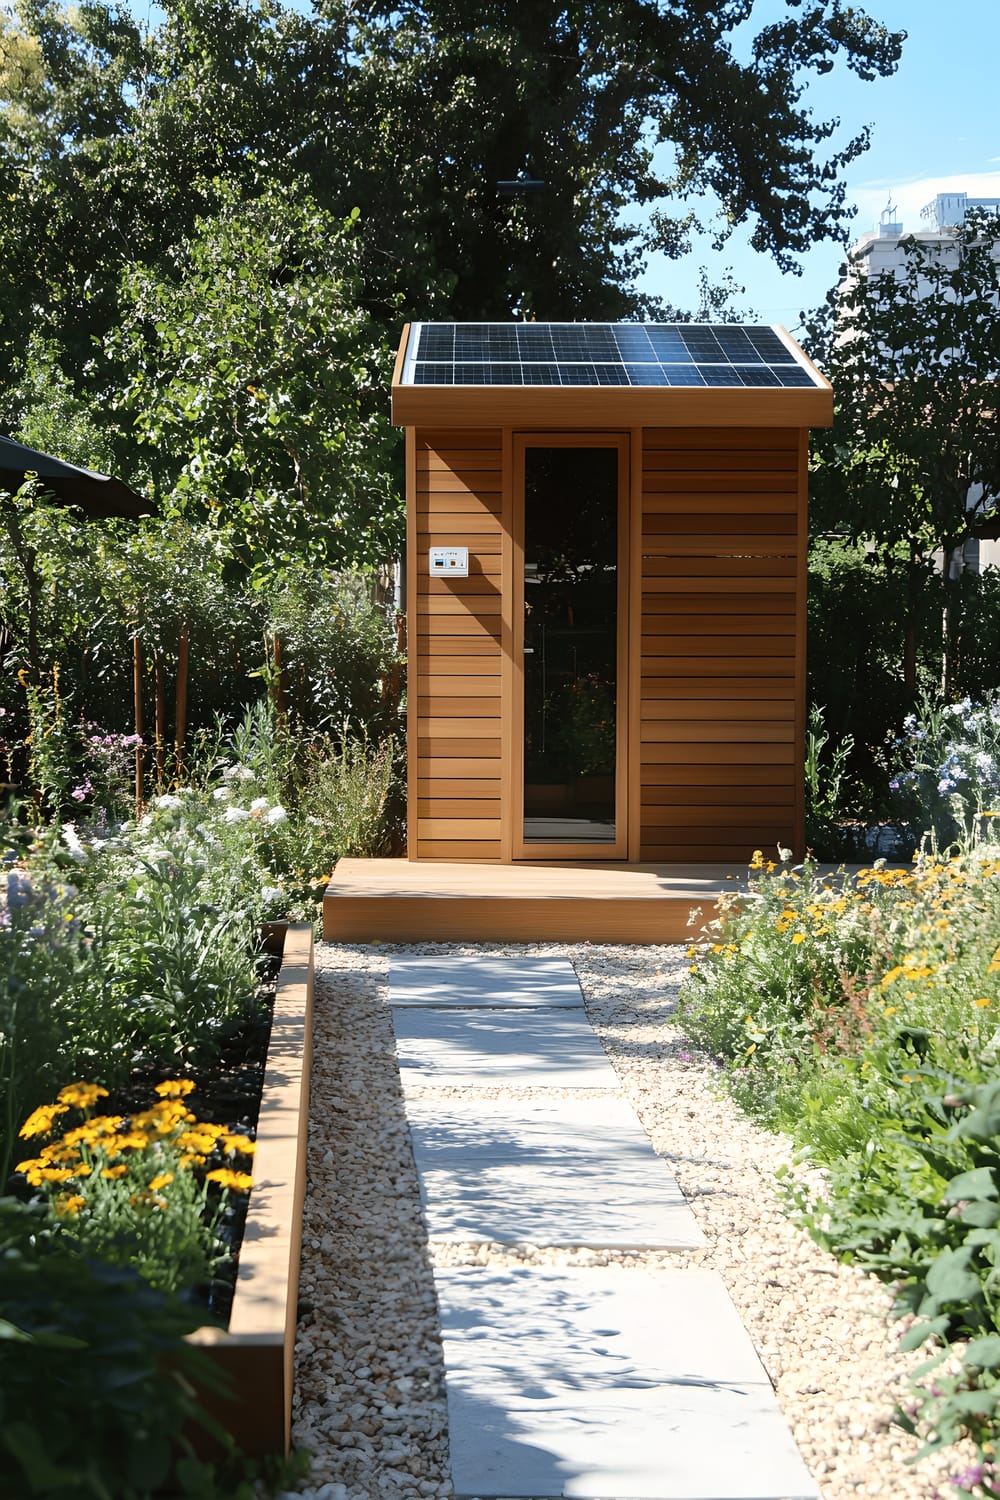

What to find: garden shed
left=391, top=322, right=832, bottom=869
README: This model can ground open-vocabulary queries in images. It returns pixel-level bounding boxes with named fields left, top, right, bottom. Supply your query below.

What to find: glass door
left=515, top=435, right=627, bottom=858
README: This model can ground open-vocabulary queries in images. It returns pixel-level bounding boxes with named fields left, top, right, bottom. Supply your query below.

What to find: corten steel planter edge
left=186, top=921, right=315, bottom=1457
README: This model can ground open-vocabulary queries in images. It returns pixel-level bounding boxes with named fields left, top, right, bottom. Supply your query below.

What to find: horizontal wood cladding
left=637, top=427, right=803, bottom=861
left=412, top=429, right=505, bottom=861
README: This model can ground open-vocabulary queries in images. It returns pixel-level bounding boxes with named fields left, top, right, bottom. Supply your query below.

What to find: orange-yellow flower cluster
left=15, top=1081, right=255, bottom=1202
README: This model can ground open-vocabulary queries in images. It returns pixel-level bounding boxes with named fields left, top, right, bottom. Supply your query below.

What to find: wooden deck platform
left=323, top=858, right=753, bottom=945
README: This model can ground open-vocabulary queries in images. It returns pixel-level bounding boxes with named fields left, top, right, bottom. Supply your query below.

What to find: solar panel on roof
left=402, top=322, right=820, bottom=389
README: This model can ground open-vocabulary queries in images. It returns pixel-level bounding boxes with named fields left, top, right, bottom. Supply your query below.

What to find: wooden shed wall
left=408, top=423, right=806, bottom=864
left=408, top=429, right=506, bottom=861
left=636, top=427, right=804, bottom=861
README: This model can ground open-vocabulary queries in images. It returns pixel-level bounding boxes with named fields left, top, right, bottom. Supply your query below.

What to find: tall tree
left=807, top=210, right=1000, bottom=696
left=313, top=0, right=904, bottom=321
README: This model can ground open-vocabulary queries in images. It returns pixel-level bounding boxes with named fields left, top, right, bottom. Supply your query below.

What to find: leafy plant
left=0, top=1197, right=234, bottom=1498
left=15, top=1079, right=254, bottom=1297
left=804, top=703, right=854, bottom=858
left=889, top=693, right=1000, bottom=850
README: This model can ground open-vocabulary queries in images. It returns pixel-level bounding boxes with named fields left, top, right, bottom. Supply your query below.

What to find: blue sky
left=637, top=0, right=1000, bottom=331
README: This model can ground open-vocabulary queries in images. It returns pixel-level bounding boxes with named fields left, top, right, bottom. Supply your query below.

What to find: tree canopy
left=0, top=0, right=904, bottom=565
left=808, top=211, right=1000, bottom=694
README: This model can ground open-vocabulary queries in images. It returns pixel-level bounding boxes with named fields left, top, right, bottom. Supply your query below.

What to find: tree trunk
left=174, top=620, right=190, bottom=778
left=904, top=545, right=919, bottom=695
left=132, top=633, right=144, bottom=818
left=154, top=654, right=166, bottom=789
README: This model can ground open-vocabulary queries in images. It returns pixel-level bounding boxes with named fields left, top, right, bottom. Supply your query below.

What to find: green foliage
left=0, top=846, right=106, bottom=1186
left=0, top=1198, right=306, bottom=1498
left=888, top=693, right=1000, bottom=851
left=84, top=812, right=265, bottom=1069
left=0, top=0, right=903, bottom=383
left=0, top=487, right=404, bottom=807
left=804, top=703, right=854, bottom=858
left=263, top=565, right=402, bottom=741
left=0, top=1197, right=222, bottom=1497
left=681, top=844, right=1000, bottom=1487
left=807, top=210, right=1000, bottom=699
left=111, top=184, right=401, bottom=572
left=214, top=702, right=403, bottom=907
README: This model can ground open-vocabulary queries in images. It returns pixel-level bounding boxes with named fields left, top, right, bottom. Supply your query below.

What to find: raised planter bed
left=186, top=922, right=315, bottom=1457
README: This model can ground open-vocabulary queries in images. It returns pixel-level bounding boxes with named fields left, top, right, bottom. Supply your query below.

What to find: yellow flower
left=975, top=997, right=992, bottom=1009
left=902, top=1074, right=913, bottom=1083
left=40, top=1141, right=80, bottom=1164
left=113, top=1131, right=151, bottom=1152
left=53, top=1194, right=86, bottom=1217
left=154, top=1079, right=196, bottom=1098
left=15, top=1157, right=46, bottom=1184
left=790, top=932, right=806, bottom=945
left=744, top=1043, right=758, bottom=1057
left=56, top=1083, right=108, bottom=1111
left=884, top=1006, right=898, bottom=1018
left=35, top=1166, right=75, bottom=1184
left=101, top=1164, right=128, bottom=1179
left=205, top=1168, right=253, bottom=1193
left=749, top=850, right=765, bottom=870
left=177, top=1129, right=220, bottom=1154
left=221, top=1134, right=256, bottom=1157
left=147, top=1172, right=174, bottom=1192
left=18, top=1103, right=69, bottom=1139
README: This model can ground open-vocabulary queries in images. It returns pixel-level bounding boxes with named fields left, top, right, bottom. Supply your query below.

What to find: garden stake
left=174, top=619, right=190, bottom=780
left=132, top=631, right=144, bottom=818
left=154, top=653, right=166, bottom=790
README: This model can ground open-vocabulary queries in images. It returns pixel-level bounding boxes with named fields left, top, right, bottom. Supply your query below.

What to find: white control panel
left=429, top=546, right=469, bottom=578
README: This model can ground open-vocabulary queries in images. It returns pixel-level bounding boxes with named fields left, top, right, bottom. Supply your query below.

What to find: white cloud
left=851, top=171, right=1000, bottom=236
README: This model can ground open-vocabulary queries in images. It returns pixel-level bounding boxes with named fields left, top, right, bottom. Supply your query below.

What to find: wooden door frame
left=511, top=431, right=630, bottom=862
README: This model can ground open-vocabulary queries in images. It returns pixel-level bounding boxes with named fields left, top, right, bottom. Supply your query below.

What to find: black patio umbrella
left=0, top=434, right=152, bottom=519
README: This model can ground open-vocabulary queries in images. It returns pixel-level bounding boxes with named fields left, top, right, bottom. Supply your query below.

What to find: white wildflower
left=154, top=793, right=182, bottom=810
left=60, top=825, right=88, bottom=864
left=212, top=786, right=230, bottom=801
left=249, top=797, right=270, bottom=813
left=223, top=806, right=250, bottom=824
left=261, top=885, right=285, bottom=906
left=265, top=805, right=288, bottom=825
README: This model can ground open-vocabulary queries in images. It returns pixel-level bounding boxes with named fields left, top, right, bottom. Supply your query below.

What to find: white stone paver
left=388, top=956, right=584, bottom=1007
left=437, top=1266, right=820, bottom=1500
left=391, top=1008, right=619, bottom=1091
left=405, top=1095, right=704, bottom=1249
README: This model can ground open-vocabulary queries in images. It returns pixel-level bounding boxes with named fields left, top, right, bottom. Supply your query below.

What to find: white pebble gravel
left=285, top=939, right=966, bottom=1500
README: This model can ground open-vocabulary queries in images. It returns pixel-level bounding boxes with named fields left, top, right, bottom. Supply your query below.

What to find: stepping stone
left=388, top=955, right=583, bottom=1008
left=391, top=1008, right=619, bottom=1091
left=406, top=1096, right=703, bottom=1248
left=435, top=1266, right=819, bottom=1500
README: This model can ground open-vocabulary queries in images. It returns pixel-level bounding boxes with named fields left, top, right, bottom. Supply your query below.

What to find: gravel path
left=287, top=939, right=960, bottom=1500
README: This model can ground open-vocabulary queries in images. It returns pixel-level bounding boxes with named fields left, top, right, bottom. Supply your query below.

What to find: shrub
left=680, top=841, right=1000, bottom=1493
left=889, top=694, right=1000, bottom=851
